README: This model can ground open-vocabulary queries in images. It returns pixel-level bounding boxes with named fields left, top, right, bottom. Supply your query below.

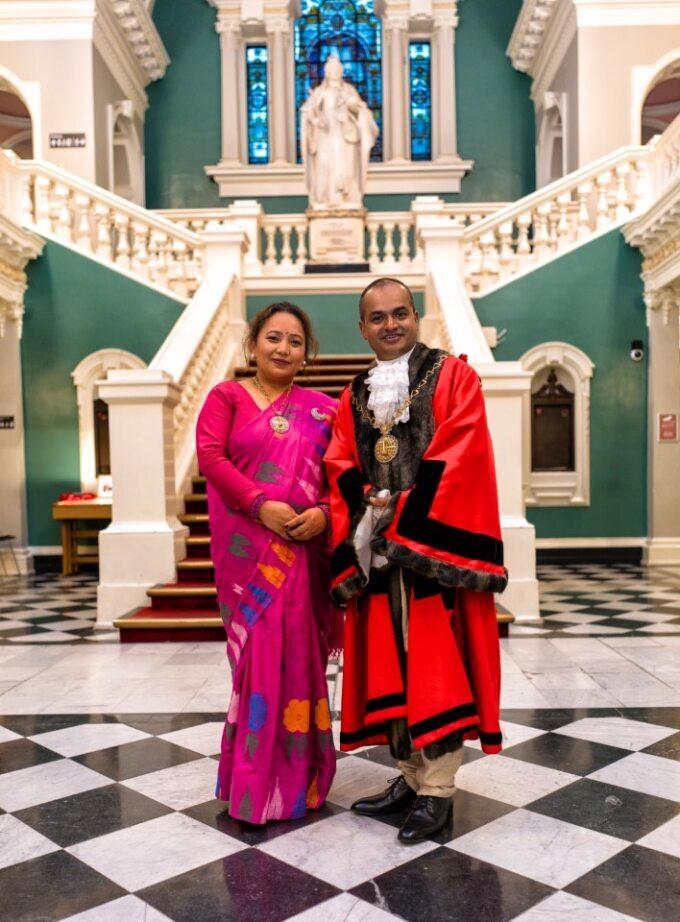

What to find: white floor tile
left=588, top=752, right=680, bottom=801
left=449, top=809, right=627, bottom=888
left=67, top=813, right=245, bottom=892
left=0, top=726, right=21, bottom=743
left=637, top=814, right=680, bottom=860
left=0, top=814, right=60, bottom=870
left=158, top=721, right=224, bottom=756
left=0, top=759, right=110, bottom=811
left=455, top=755, right=578, bottom=807
left=465, top=720, right=546, bottom=751
left=554, top=716, right=676, bottom=751
left=288, top=893, right=400, bottom=921
left=63, top=895, right=173, bottom=922
left=513, top=890, right=638, bottom=921
left=258, top=810, right=437, bottom=890
left=30, top=722, right=151, bottom=756
left=327, top=755, right=395, bottom=809
left=541, top=613, right=604, bottom=624
left=122, top=757, right=218, bottom=810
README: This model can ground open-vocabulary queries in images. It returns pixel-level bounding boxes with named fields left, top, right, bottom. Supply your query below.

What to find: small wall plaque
left=49, top=133, right=86, bottom=149
left=0, top=416, right=15, bottom=430
left=658, top=414, right=678, bottom=442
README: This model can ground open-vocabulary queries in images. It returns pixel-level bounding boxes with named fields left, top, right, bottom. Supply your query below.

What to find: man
left=324, top=277, right=506, bottom=843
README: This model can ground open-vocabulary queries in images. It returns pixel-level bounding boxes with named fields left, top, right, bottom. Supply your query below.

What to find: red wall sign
left=658, top=414, right=678, bottom=442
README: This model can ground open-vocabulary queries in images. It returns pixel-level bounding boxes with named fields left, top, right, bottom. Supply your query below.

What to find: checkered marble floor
left=1, top=709, right=679, bottom=921
left=2, top=562, right=680, bottom=644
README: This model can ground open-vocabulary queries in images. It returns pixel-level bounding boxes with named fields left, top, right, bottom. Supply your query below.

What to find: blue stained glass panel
left=246, top=45, right=269, bottom=165
left=295, top=0, right=383, bottom=162
left=409, top=41, right=432, bottom=162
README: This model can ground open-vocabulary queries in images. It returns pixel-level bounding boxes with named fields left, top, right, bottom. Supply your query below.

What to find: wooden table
left=52, top=499, right=112, bottom=576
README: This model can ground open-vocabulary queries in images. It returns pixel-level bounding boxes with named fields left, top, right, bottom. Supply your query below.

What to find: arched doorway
left=0, top=83, right=32, bottom=158
left=642, top=71, right=680, bottom=143
left=110, top=103, right=144, bottom=205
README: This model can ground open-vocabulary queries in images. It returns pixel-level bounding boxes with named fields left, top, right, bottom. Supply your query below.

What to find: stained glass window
left=294, top=0, right=383, bottom=162
left=246, top=45, right=269, bottom=165
left=409, top=41, right=432, bottom=161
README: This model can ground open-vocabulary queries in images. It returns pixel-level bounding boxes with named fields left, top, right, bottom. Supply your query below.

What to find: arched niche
left=109, top=101, right=145, bottom=205
left=0, top=77, right=34, bottom=159
left=536, top=92, right=566, bottom=188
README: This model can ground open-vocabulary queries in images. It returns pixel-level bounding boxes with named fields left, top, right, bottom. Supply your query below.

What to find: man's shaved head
left=359, top=277, right=415, bottom=319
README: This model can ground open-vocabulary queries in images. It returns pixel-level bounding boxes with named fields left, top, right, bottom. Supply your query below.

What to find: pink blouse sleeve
left=195, top=384, right=265, bottom=514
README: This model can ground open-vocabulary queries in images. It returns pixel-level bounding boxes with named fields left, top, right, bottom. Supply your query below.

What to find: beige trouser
left=398, top=745, right=465, bottom=798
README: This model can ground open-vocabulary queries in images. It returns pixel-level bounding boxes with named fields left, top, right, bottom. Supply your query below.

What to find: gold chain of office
left=350, top=355, right=447, bottom=463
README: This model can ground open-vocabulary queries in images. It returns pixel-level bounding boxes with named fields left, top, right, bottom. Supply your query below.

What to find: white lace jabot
left=366, top=346, right=415, bottom=427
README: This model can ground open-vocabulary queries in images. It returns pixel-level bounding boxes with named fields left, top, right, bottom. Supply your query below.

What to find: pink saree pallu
left=210, top=385, right=341, bottom=824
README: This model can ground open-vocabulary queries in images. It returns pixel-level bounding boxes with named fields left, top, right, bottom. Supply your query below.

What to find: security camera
left=630, top=340, right=644, bottom=362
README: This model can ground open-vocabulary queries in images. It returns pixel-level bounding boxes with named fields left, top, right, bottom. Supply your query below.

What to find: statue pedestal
left=305, top=210, right=368, bottom=273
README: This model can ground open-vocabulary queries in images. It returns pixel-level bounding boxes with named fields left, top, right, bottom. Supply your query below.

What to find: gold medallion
left=374, top=433, right=399, bottom=464
left=270, top=415, right=290, bottom=433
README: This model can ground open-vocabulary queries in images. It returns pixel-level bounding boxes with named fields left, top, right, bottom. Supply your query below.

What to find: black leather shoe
left=351, top=776, right=416, bottom=816
left=398, top=795, right=453, bottom=843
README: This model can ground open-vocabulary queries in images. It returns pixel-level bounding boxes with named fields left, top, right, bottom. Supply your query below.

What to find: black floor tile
left=116, top=713, right=223, bottom=735
left=0, top=738, right=62, bottom=774
left=642, top=731, right=680, bottom=761
left=0, top=714, right=117, bottom=735
left=502, top=733, right=629, bottom=776
left=568, top=845, right=680, bottom=922
left=377, top=789, right=515, bottom=845
left=0, top=850, right=126, bottom=922
left=623, top=708, right=680, bottom=730
left=74, top=737, right=202, bottom=781
left=527, top=778, right=680, bottom=841
left=15, top=783, right=172, bottom=847
left=140, top=849, right=340, bottom=922
left=183, top=799, right=346, bottom=847
left=500, top=708, right=621, bottom=731
left=351, top=847, right=554, bottom=922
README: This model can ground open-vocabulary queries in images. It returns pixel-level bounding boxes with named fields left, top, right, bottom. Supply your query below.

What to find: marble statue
left=301, top=55, right=378, bottom=211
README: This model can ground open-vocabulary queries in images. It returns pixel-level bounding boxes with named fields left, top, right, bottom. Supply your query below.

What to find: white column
left=267, top=19, right=292, bottom=165
left=0, top=303, right=32, bottom=574
left=217, top=19, right=243, bottom=165
left=476, top=364, right=540, bottom=622
left=384, top=17, right=409, bottom=162
left=432, top=12, right=458, bottom=163
left=97, top=372, right=188, bottom=626
left=226, top=200, right=264, bottom=274
left=644, top=287, right=680, bottom=566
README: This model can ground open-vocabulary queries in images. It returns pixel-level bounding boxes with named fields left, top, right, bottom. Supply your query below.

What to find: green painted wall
left=145, top=0, right=222, bottom=209
left=475, top=231, right=647, bottom=539
left=246, top=291, right=425, bottom=354
left=22, top=241, right=183, bottom=546
left=145, top=0, right=535, bottom=211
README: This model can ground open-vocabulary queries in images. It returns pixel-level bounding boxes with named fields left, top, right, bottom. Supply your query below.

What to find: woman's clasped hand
left=257, top=500, right=326, bottom=541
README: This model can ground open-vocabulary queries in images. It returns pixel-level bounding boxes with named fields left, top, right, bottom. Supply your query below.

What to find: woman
left=196, top=301, right=341, bottom=825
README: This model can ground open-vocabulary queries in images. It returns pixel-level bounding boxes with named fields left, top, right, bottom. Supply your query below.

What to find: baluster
left=383, top=221, right=396, bottom=264
left=131, top=221, right=150, bottom=277
left=547, top=204, right=560, bottom=252
left=53, top=183, right=72, bottom=240
left=614, top=162, right=631, bottom=220
left=170, top=239, right=189, bottom=296
left=294, top=222, right=307, bottom=265
left=516, top=212, right=532, bottom=270
left=532, top=205, right=551, bottom=259
left=575, top=181, right=592, bottom=239
left=479, top=230, right=500, bottom=287
left=21, top=174, right=34, bottom=224
left=73, top=193, right=92, bottom=251
left=279, top=224, right=293, bottom=269
left=34, top=175, right=52, bottom=232
left=94, top=203, right=113, bottom=261
left=397, top=221, right=411, bottom=264
left=466, top=237, right=483, bottom=291
left=149, top=231, right=169, bottom=286
left=367, top=221, right=379, bottom=265
left=556, top=192, right=571, bottom=247
left=498, top=221, right=515, bottom=278
left=627, top=160, right=643, bottom=213
left=264, top=224, right=277, bottom=269
left=595, top=170, right=612, bottom=230
left=114, top=214, right=131, bottom=269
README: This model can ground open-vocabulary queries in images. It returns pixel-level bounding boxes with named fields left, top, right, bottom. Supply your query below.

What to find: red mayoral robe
left=324, top=345, right=507, bottom=756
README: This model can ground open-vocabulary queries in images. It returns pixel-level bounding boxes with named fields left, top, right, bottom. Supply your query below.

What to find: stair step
left=114, top=607, right=224, bottom=642
left=187, top=535, right=210, bottom=544
left=179, top=513, right=209, bottom=523
left=148, top=583, right=216, bottom=597
left=184, top=493, right=207, bottom=502
left=192, top=476, right=206, bottom=487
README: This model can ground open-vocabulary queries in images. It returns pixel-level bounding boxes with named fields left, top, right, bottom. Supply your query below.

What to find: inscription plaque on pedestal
left=308, top=213, right=365, bottom=267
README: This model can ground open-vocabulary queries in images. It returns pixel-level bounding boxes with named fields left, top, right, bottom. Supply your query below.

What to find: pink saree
left=208, top=384, right=341, bottom=824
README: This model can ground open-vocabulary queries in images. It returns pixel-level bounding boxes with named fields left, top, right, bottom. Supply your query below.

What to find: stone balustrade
left=19, top=160, right=204, bottom=297
left=648, top=112, right=680, bottom=199
left=462, top=147, right=648, bottom=295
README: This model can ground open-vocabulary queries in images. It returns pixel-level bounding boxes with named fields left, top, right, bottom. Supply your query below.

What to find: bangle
left=317, top=503, right=331, bottom=529
left=250, top=493, right=268, bottom=521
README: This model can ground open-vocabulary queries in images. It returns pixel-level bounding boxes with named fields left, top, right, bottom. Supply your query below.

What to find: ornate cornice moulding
left=507, top=0, right=558, bottom=74
left=110, top=0, right=169, bottom=82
